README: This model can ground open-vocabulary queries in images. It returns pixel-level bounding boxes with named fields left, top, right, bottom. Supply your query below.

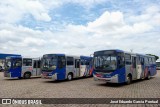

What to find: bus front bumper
left=4, top=72, right=11, bottom=77
left=41, top=73, right=57, bottom=81
left=93, top=74, right=118, bottom=83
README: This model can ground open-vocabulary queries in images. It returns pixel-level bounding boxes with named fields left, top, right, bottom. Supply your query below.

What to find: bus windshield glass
left=94, top=51, right=117, bottom=71
left=156, top=62, right=160, bottom=67
left=42, top=55, right=57, bottom=71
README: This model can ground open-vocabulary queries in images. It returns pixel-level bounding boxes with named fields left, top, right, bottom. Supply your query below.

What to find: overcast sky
left=0, top=0, right=160, bottom=57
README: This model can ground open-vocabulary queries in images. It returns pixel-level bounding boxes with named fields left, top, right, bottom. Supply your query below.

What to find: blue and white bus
left=93, top=49, right=157, bottom=84
left=4, top=56, right=41, bottom=79
left=41, top=54, right=93, bottom=81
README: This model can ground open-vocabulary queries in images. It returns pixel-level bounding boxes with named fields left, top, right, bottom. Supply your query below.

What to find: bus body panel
left=137, top=65, right=142, bottom=79
left=10, top=66, right=21, bottom=78
left=117, top=67, right=126, bottom=83
left=80, top=65, right=86, bottom=76
left=21, top=66, right=33, bottom=77
left=66, top=66, right=74, bottom=79
left=57, top=67, right=66, bottom=80
left=149, top=64, right=157, bottom=76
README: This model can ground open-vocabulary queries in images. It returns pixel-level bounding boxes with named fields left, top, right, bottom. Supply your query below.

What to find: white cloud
left=128, top=5, right=160, bottom=26
left=0, top=0, right=51, bottom=23
left=0, top=3, right=160, bottom=58
left=86, top=11, right=153, bottom=38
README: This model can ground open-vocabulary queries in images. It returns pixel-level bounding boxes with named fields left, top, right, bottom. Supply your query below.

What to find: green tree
left=146, top=54, right=159, bottom=61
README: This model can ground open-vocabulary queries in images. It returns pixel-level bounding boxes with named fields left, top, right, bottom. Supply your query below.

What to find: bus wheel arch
left=23, top=72, right=31, bottom=79
left=126, top=73, right=132, bottom=85
left=67, top=72, right=73, bottom=81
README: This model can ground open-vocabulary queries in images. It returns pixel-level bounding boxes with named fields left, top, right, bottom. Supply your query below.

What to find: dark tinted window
left=23, top=58, right=32, bottom=66
left=117, top=52, right=125, bottom=68
left=38, top=60, right=41, bottom=68
left=125, top=54, right=131, bottom=60
left=75, top=59, right=80, bottom=68
left=58, top=56, right=66, bottom=68
left=125, top=54, right=131, bottom=65
left=67, top=57, right=74, bottom=65
left=33, top=60, right=41, bottom=68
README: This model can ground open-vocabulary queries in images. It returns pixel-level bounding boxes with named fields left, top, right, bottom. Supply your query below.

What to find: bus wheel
left=146, top=72, right=151, bottom=80
left=126, top=75, right=132, bottom=85
left=67, top=73, right=73, bottom=81
left=24, top=73, right=31, bottom=79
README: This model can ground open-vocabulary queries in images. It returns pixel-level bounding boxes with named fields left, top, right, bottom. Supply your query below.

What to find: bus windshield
left=156, top=62, right=160, bottom=67
left=94, top=55, right=117, bottom=71
left=5, top=58, right=12, bottom=70
left=42, top=55, right=57, bottom=71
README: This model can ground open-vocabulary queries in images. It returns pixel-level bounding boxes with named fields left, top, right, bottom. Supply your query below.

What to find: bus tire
left=146, top=72, right=151, bottom=80
left=23, top=72, right=31, bottom=79
left=126, top=75, right=132, bottom=85
left=67, top=73, right=73, bottom=81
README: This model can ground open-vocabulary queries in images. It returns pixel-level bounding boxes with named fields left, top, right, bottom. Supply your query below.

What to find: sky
left=0, top=0, right=160, bottom=58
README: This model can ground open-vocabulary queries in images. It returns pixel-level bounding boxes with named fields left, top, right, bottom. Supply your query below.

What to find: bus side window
left=141, top=57, right=144, bottom=65
left=152, top=58, right=156, bottom=64
left=125, top=54, right=131, bottom=65
left=81, top=59, right=85, bottom=65
left=67, top=57, right=74, bottom=65
left=86, top=61, right=89, bottom=65
left=58, top=56, right=66, bottom=68
left=132, top=57, right=136, bottom=68
left=33, top=61, right=37, bottom=68
left=23, top=59, right=32, bottom=66
left=75, top=59, right=80, bottom=68
left=118, top=56, right=124, bottom=68
left=14, top=59, right=22, bottom=68
left=38, top=60, right=41, bottom=68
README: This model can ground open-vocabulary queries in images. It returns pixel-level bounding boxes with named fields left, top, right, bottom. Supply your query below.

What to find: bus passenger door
left=32, top=60, right=37, bottom=76
left=75, top=59, right=80, bottom=77
left=36, top=60, right=41, bottom=76
left=131, top=56, right=137, bottom=80
left=80, top=59, right=86, bottom=77
left=11, top=59, right=22, bottom=77
left=136, top=57, right=143, bottom=79
left=32, top=60, right=41, bottom=76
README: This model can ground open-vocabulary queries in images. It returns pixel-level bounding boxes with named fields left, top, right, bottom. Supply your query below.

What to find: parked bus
left=156, top=61, right=160, bottom=70
left=41, top=54, right=93, bottom=81
left=93, top=49, right=157, bottom=84
left=0, top=53, right=20, bottom=72
left=4, top=56, right=41, bottom=79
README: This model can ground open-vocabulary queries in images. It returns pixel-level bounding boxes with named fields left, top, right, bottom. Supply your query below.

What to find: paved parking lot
left=0, top=71, right=160, bottom=107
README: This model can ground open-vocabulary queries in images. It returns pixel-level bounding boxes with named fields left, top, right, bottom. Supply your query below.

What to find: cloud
left=0, top=1, right=160, bottom=58
left=86, top=11, right=153, bottom=37
left=0, top=0, right=51, bottom=23
left=128, top=5, right=160, bottom=26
